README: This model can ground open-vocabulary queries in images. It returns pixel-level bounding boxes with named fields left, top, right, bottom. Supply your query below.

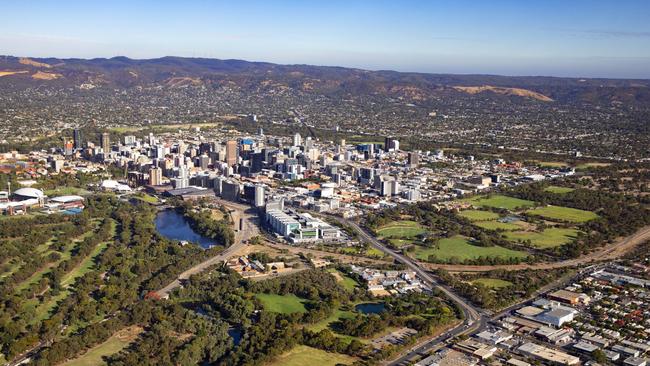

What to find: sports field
left=413, top=236, right=527, bottom=262
left=544, top=186, right=575, bottom=194
left=505, top=228, right=580, bottom=249
left=457, top=210, right=500, bottom=221
left=267, top=345, right=356, bottom=366
left=526, top=205, right=599, bottom=223
left=255, top=293, right=307, bottom=314
left=474, top=220, right=523, bottom=231
left=471, top=278, right=513, bottom=289
left=376, top=220, right=427, bottom=238
left=464, top=195, right=534, bottom=210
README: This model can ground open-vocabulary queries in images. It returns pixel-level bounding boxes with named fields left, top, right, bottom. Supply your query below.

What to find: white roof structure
left=51, top=195, right=85, bottom=203
left=0, top=198, right=40, bottom=209
left=101, top=180, right=132, bottom=192
left=13, top=187, right=45, bottom=199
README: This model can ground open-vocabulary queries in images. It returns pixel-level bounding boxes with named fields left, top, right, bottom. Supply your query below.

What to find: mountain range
left=1, top=55, right=649, bottom=106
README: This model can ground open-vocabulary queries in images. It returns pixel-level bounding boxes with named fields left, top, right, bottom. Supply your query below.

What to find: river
left=154, top=209, right=216, bottom=249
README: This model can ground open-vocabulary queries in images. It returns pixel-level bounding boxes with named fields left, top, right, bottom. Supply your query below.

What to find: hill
left=0, top=55, right=648, bottom=105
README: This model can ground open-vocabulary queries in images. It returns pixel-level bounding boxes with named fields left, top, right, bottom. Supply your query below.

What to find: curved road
left=327, top=217, right=488, bottom=365
left=156, top=199, right=259, bottom=298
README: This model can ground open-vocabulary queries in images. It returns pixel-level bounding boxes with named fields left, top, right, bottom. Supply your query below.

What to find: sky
left=1, top=0, right=650, bottom=78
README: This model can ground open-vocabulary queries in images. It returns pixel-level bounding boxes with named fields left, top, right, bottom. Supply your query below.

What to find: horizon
left=1, top=0, right=649, bottom=79
left=5, top=54, right=650, bottom=81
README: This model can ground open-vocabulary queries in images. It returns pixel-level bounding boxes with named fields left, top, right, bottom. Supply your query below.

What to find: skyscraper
left=63, top=139, right=74, bottom=156
left=149, top=166, right=163, bottom=186
left=100, top=132, right=110, bottom=154
left=73, top=129, right=82, bottom=150
left=293, top=133, right=302, bottom=147
left=408, top=151, right=419, bottom=167
left=225, top=140, right=238, bottom=166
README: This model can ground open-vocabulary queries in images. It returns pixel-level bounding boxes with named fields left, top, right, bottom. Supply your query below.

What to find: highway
left=328, top=217, right=488, bottom=365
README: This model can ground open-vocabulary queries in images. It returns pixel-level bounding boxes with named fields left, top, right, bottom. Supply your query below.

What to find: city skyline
left=1, top=0, right=650, bottom=78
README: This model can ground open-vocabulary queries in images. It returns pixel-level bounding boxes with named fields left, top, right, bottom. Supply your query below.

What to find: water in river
left=355, top=302, right=386, bottom=314
left=154, top=209, right=215, bottom=249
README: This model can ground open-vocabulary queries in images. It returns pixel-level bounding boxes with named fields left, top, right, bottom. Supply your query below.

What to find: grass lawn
left=526, top=205, right=599, bottom=223
left=505, top=228, right=581, bottom=249
left=464, top=195, right=534, bottom=210
left=133, top=193, right=158, bottom=204
left=376, top=220, right=427, bottom=239
left=327, top=269, right=358, bottom=292
left=255, top=293, right=307, bottom=314
left=413, top=236, right=527, bottom=262
left=267, top=345, right=356, bottom=366
left=307, top=309, right=356, bottom=332
left=474, top=220, right=523, bottom=231
left=61, top=326, right=142, bottom=366
left=576, top=162, right=611, bottom=170
left=61, top=241, right=109, bottom=287
left=471, top=278, right=513, bottom=288
left=388, top=238, right=414, bottom=248
left=539, top=161, right=568, bottom=168
left=544, top=186, right=575, bottom=194
left=365, top=247, right=385, bottom=258
left=458, top=210, right=500, bottom=222
left=44, top=186, right=92, bottom=196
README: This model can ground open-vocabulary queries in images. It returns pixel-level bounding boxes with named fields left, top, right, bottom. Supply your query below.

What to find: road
left=155, top=198, right=259, bottom=298
left=327, top=217, right=488, bottom=365
left=419, top=224, right=650, bottom=273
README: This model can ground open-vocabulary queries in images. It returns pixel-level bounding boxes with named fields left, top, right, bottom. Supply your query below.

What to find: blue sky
left=1, top=0, right=649, bottom=78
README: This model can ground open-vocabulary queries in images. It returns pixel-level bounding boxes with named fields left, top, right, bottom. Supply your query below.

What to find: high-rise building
left=198, top=154, right=210, bottom=170
left=63, top=139, right=74, bottom=156
left=254, top=185, right=266, bottom=207
left=251, top=152, right=265, bottom=173
left=293, top=133, right=302, bottom=147
left=149, top=166, right=163, bottom=186
left=225, top=140, right=238, bottom=166
left=100, top=132, right=110, bottom=154
left=408, top=151, right=419, bottom=167
left=124, top=135, right=137, bottom=145
left=384, top=137, right=399, bottom=151
left=73, top=129, right=82, bottom=150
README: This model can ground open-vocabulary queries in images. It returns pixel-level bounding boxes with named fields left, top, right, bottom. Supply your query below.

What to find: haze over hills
left=1, top=55, right=649, bottom=106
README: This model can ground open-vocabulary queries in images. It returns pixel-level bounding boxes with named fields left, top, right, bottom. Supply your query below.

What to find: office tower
left=304, top=136, right=313, bottom=150
left=63, top=139, right=74, bottom=156
left=408, top=151, right=420, bottom=167
left=251, top=152, right=264, bottom=173
left=149, top=166, right=162, bottom=186
left=384, top=137, right=399, bottom=151
left=100, top=132, right=110, bottom=153
left=73, top=129, right=82, bottom=150
left=293, top=133, right=302, bottom=147
left=198, top=154, right=210, bottom=170
left=124, top=135, right=136, bottom=145
left=225, top=140, right=238, bottom=166
left=254, top=185, right=266, bottom=207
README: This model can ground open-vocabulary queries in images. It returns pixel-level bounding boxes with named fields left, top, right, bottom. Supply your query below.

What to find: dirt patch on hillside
left=114, top=325, right=144, bottom=342
left=0, top=70, right=29, bottom=77
left=32, top=71, right=63, bottom=80
left=453, top=85, right=553, bottom=102
left=19, top=57, right=52, bottom=68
